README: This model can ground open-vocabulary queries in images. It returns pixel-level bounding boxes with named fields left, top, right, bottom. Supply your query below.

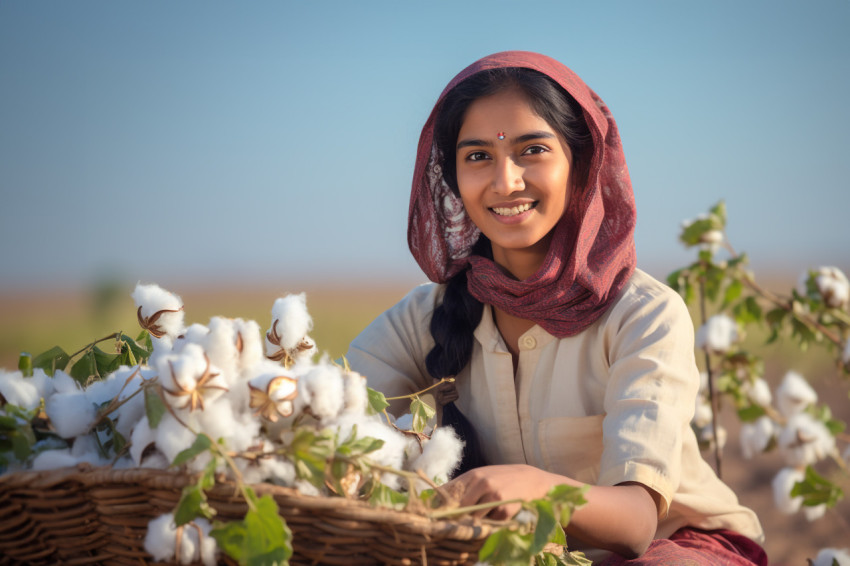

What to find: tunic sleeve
left=345, top=283, right=440, bottom=415
left=596, top=279, right=701, bottom=518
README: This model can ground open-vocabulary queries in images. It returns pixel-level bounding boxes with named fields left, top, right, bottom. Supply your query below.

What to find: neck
left=491, top=240, right=549, bottom=281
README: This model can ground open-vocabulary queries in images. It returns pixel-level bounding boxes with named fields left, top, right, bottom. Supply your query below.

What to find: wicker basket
left=0, top=464, right=494, bottom=565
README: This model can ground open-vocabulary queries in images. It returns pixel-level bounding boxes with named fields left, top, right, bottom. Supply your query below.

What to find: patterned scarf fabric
left=408, top=51, right=636, bottom=338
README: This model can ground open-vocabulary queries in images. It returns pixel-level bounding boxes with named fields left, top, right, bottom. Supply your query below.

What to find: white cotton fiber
left=777, top=413, right=835, bottom=467
left=45, top=391, right=96, bottom=439
left=329, top=413, right=407, bottom=490
left=410, top=426, right=463, bottom=485
left=234, top=318, right=263, bottom=372
left=739, top=416, right=775, bottom=459
left=114, top=387, right=146, bottom=440
left=204, top=317, right=240, bottom=381
left=341, top=370, right=369, bottom=415
left=772, top=467, right=804, bottom=514
left=130, top=416, right=157, bottom=466
left=300, top=364, right=344, bottom=422
left=269, top=293, right=313, bottom=350
left=196, top=397, right=259, bottom=454
left=52, top=369, right=79, bottom=394
left=695, top=314, right=738, bottom=354
left=776, top=371, right=817, bottom=418
left=0, top=370, right=41, bottom=410
left=31, top=448, right=79, bottom=471
left=132, top=283, right=185, bottom=339
left=144, top=514, right=178, bottom=562
left=804, top=504, right=827, bottom=522
left=154, top=413, right=197, bottom=464
left=745, top=377, right=772, bottom=408
left=70, top=433, right=109, bottom=467
left=29, top=368, right=56, bottom=401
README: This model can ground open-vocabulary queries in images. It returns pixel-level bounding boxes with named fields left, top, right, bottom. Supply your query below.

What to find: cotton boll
left=772, top=467, right=804, bottom=514
left=114, top=387, right=146, bottom=440
left=144, top=514, right=178, bottom=562
left=745, top=377, right=772, bottom=407
left=130, top=416, right=157, bottom=466
left=330, top=413, right=407, bottom=490
left=196, top=397, right=259, bottom=455
left=173, top=324, right=210, bottom=353
left=204, top=317, right=240, bottom=383
left=132, top=283, right=185, bottom=340
left=157, top=344, right=227, bottom=412
left=28, top=368, right=55, bottom=400
left=247, top=362, right=299, bottom=423
left=777, top=413, right=835, bottom=467
left=52, top=369, right=80, bottom=394
left=300, top=364, right=345, bottom=422
left=234, top=318, right=263, bottom=372
left=0, top=370, right=41, bottom=410
left=812, top=267, right=850, bottom=308
left=696, top=423, right=726, bottom=452
left=269, top=294, right=313, bottom=351
left=776, top=371, right=817, bottom=418
left=31, top=448, right=78, bottom=471
left=695, top=314, right=738, bottom=354
left=45, top=390, right=96, bottom=439
left=70, top=433, right=109, bottom=467
left=341, top=370, right=369, bottom=415
left=804, top=504, right=827, bottom=522
left=154, top=413, right=197, bottom=464
left=739, top=416, right=776, bottom=459
left=812, top=548, right=850, bottom=566
left=294, top=479, right=322, bottom=497
left=141, top=451, right=170, bottom=469
left=410, top=427, right=463, bottom=486
left=264, top=457, right=297, bottom=487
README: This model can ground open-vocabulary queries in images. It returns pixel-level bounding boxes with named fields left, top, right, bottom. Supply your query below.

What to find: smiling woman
left=345, top=51, right=768, bottom=564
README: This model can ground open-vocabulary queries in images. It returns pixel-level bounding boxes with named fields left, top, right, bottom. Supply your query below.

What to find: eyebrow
left=456, top=131, right=557, bottom=151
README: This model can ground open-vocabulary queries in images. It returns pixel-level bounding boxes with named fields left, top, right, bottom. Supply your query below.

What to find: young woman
left=346, top=51, right=767, bottom=564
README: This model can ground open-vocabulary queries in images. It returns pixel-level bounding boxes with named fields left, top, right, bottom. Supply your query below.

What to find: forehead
left=459, top=88, right=553, bottom=135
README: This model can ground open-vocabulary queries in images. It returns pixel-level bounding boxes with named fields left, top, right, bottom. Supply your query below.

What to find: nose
left=491, top=156, right=525, bottom=195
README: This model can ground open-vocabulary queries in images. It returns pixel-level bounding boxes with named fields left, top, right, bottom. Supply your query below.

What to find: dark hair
left=426, top=67, right=592, bottom=476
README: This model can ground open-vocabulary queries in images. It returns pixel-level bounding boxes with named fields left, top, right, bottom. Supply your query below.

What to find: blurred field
left=0, top=277, right=848, bottom=564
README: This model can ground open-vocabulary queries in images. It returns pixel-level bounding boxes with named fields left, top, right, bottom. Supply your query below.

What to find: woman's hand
left=444, top=464, right=568, bottom=520
left=445, top=465, right=659, bottom=558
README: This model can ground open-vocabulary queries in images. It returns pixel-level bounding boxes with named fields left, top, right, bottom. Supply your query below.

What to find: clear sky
left=1, top=1, right=848, bottom=291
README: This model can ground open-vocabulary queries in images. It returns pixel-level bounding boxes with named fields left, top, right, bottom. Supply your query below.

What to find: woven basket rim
left=0, top=463, right=502, bottom=540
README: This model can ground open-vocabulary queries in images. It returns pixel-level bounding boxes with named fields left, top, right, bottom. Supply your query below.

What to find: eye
left=465, top=151, right=490, bottom=162
left=522, top=144, right=549, bottom=156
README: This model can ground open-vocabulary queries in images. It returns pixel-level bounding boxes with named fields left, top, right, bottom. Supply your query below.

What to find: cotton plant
left=673, top=201, right=849, bottom=564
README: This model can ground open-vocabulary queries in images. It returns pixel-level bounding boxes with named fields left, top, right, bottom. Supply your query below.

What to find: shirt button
left=521, top=335, right=537, bottom=350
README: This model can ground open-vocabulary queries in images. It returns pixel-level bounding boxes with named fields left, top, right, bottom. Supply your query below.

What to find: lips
left=490, top=202, right=537, bottom=217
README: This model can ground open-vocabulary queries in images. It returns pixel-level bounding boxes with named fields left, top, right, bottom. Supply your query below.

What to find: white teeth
left=492, top=203, right=533, bottom=217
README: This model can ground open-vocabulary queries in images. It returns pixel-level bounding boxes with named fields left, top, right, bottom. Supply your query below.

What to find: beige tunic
left=346, top=269, right=764, bottom=555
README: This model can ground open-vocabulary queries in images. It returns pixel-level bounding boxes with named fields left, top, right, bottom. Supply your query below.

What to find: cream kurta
left=346, top=269, right=764, bottom=554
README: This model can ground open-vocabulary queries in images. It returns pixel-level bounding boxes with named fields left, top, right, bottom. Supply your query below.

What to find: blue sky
left=1, top=1, right=848, bottom=291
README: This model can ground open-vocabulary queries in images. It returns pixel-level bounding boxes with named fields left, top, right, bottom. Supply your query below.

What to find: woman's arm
left=447, top=464, right=659, bottom=559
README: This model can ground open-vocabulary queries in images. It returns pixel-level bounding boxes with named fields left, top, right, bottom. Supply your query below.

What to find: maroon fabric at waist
left=597, top=527, right=768, bottom=565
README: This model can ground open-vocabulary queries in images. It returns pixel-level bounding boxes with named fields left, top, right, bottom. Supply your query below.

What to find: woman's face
left=455, top=88, right=573, bottom=273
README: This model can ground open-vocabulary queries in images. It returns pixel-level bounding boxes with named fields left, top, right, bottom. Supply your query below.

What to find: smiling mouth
left=491, top=202, right=536, bottom=217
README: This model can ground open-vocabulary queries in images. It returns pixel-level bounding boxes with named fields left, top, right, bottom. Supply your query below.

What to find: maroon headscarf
left=408, top=51, right=636, bottom=338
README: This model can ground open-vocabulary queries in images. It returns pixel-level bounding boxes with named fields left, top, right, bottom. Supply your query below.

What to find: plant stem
left=68, top=332, right=121, bottom=359
left=386, top=377, right=455, bottom=401
left=428, top=498, right=524, bottom=520
left=699, top=277, right=724, bottom=478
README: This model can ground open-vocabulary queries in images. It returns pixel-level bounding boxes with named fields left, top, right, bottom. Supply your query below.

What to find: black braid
left=426, top=241, right=488, bottom=476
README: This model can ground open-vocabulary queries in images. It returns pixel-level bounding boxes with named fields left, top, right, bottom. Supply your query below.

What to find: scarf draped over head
left=407, top=51, right=636, bottom=338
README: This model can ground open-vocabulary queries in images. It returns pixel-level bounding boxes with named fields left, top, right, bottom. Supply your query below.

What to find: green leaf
left=366, top=387, right=389, bottom=415
left=289, top=429, right=334, bottom=489
left=710, top=200, right=727, bottom=226
left=121, top=333, right=151, bottom=363
left=733, top=296, right=763, bottom=326
left=211, top=489, right=293, bottom=566
left=144, top=387, right=166, bottom=428
left=478, top=529, right=533, bottom=566
left=69, top=350, right=98, bottom=384
left=410, top=396, right=436, bottom=434
left=790, top=466, right=843, bottom=508
left=92, top=346, right=119, bottom=378
left=32, top=346, right=71, bottom=376
left=546, top=484, right=588, bottom=526
left=737, top=404, right=766, bottom=422
left=722, top=279, right=743, bottom=309
left=174, top=484, right=215, bottom=526
left=680, top=217, right=722, bottom=247
left=531, top=500, right=557, bottom=555
left=703, top=265, right=725, bottom=303
left=172, top=433, right=213, bottom=467
left=368, top=482, right=409, bottom=510
left=18, top=353, right=33, bottom=377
